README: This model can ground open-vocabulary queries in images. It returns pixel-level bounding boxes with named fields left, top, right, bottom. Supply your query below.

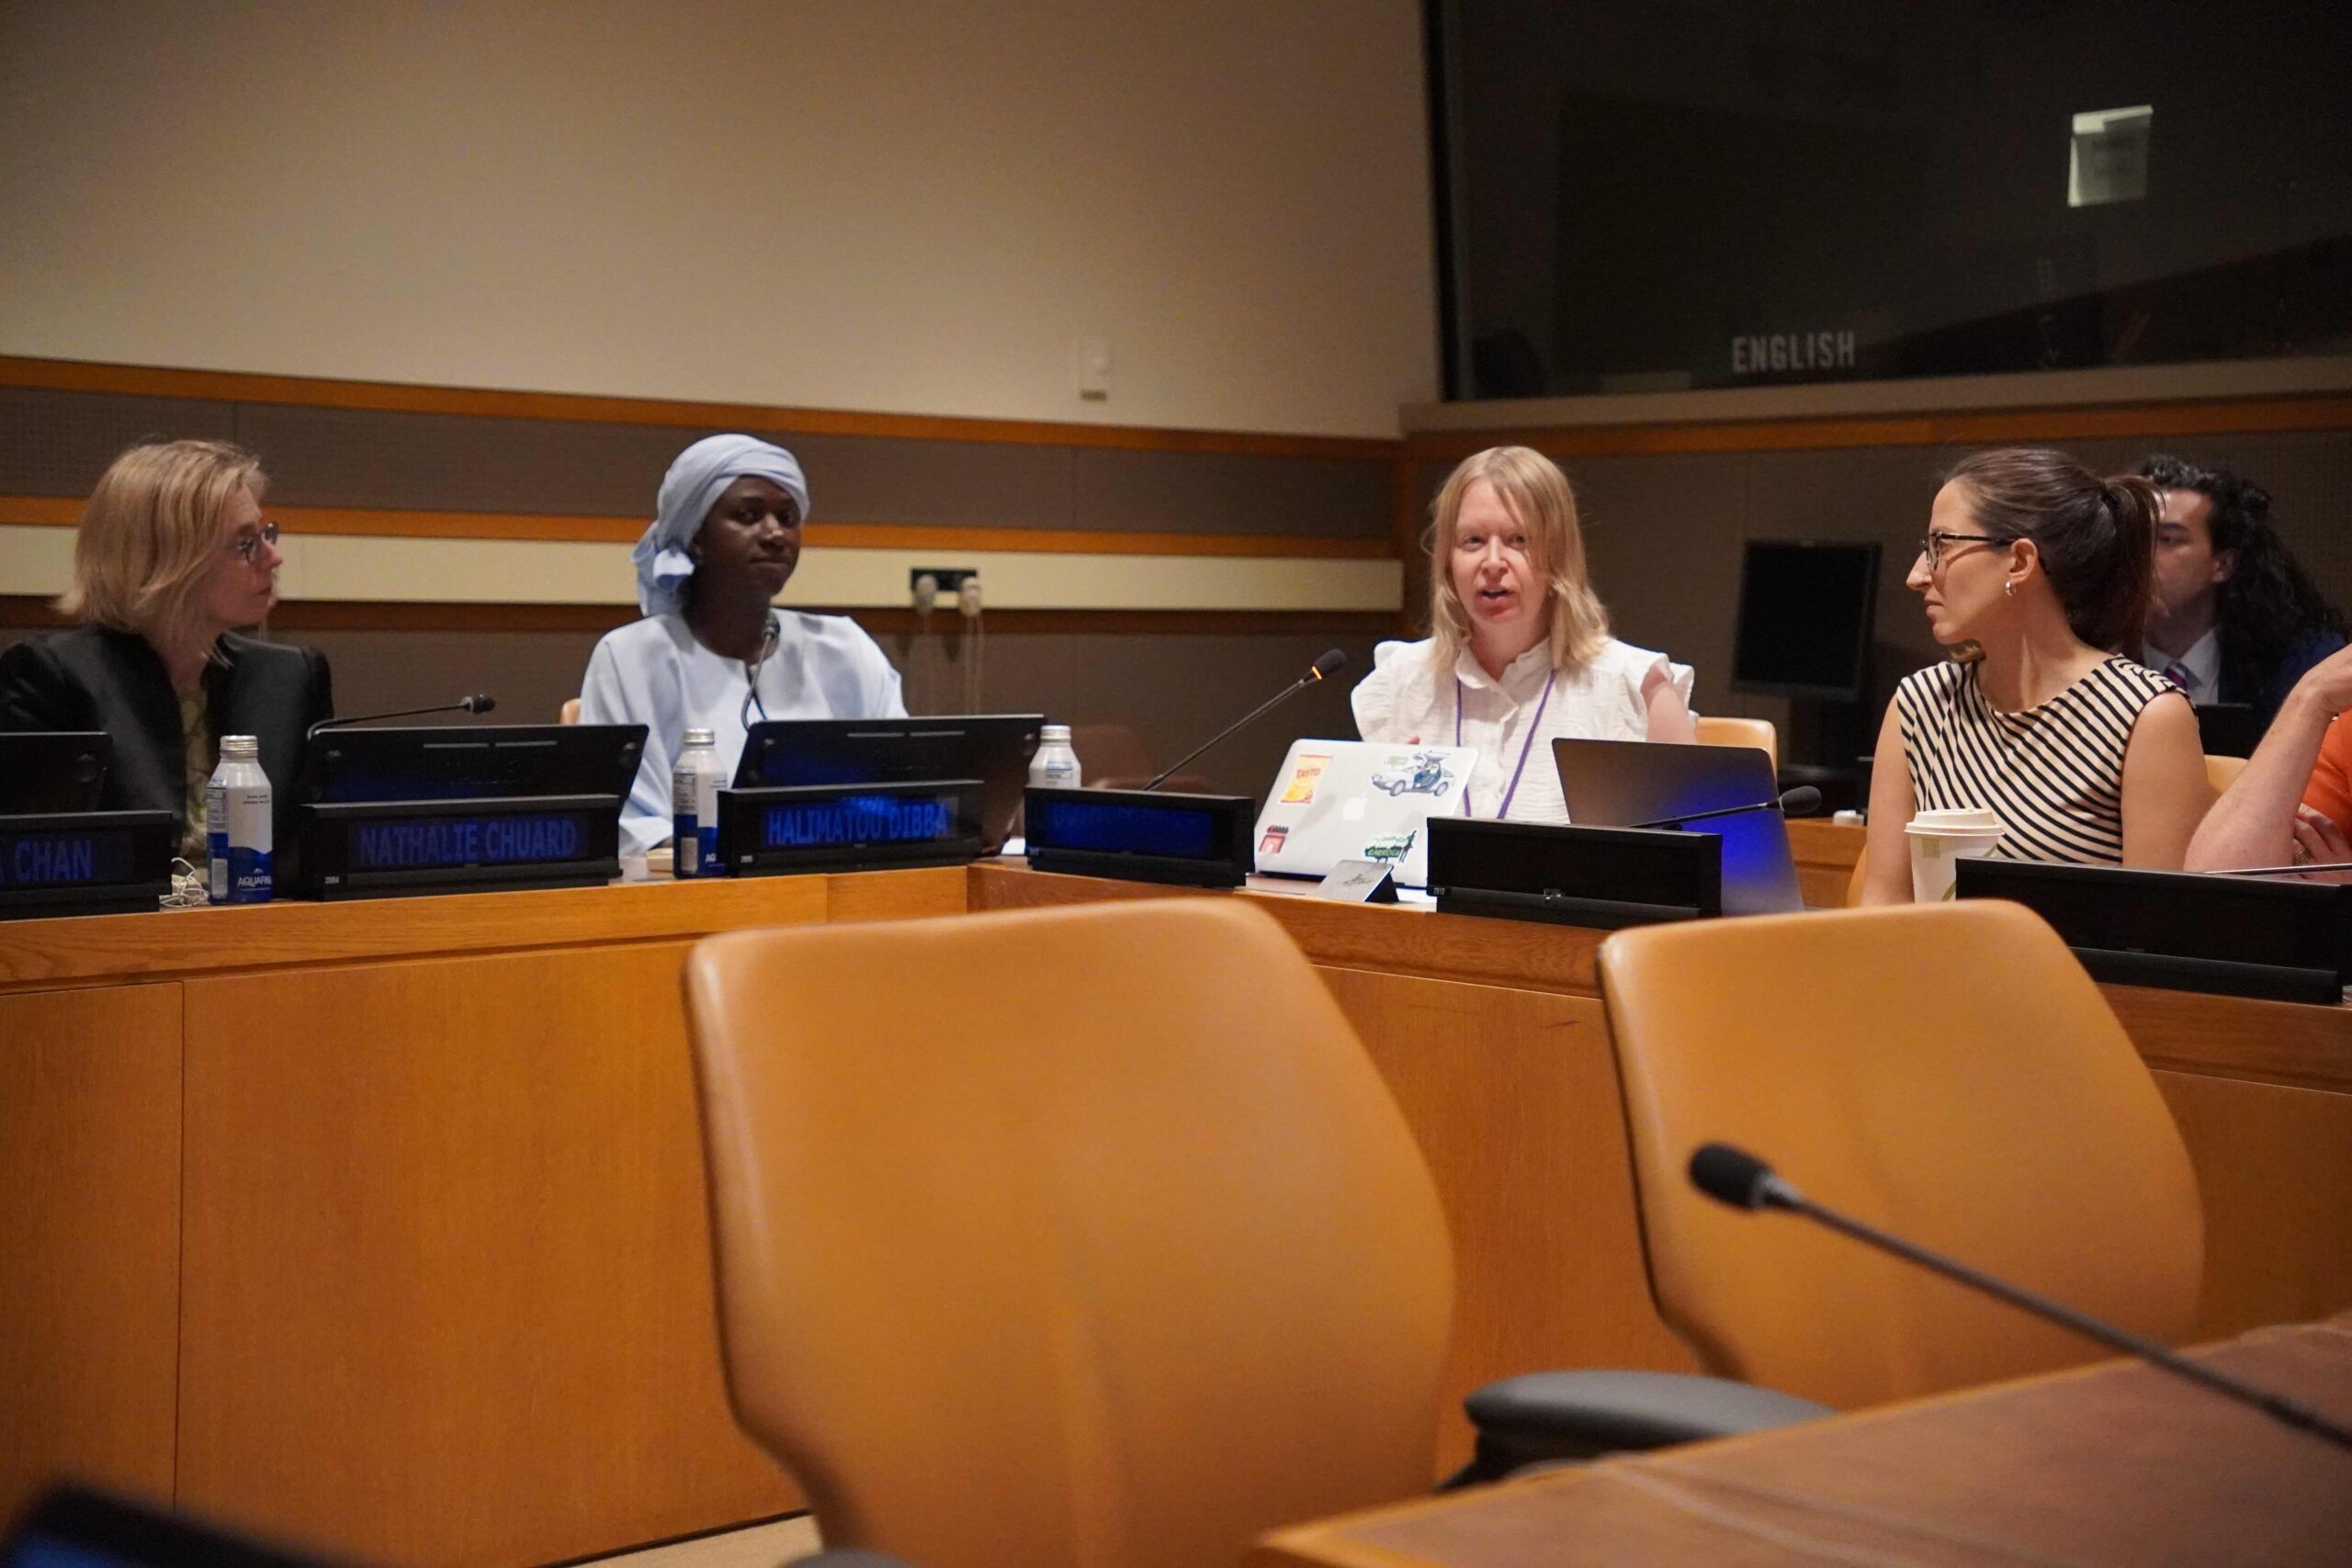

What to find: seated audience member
left=1857, top=448, right=2210, bottom=903
left=2187, top=641, right=2352, bottom=875
left=2137, top=454, right=2346, bottom=731
left=1351, top=445, right=1695, bottom=826
left=0, top=439, right=330, bottom=859
left=580, top=434, right=905, bottom=853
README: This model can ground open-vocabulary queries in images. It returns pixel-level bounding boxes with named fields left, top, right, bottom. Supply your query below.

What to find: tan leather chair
left=683, top=900, right=1454, bottom=1568
left=2205, top=752, right=2248, bottom=792
left=559, top=697, right=581, bottom=725
left=1597, top=900, right=2202, bottom=1411
left=1693, top=715, right=1779, bottom=773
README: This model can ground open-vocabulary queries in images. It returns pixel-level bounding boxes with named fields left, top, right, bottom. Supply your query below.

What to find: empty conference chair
left=1693, top=714, right=1779, bottom=773
left=1595, top=900, right=2203, bottom=1410
left=683, top=900, right=1812, bottom=1568
left=684, top=900, right=1449, bottom=1568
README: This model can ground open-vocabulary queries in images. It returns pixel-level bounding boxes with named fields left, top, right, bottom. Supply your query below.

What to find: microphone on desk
left=1629, top=785, right=1820, bottom=830
left=1142, top=649, right=1347, bottom=791
left=1688, top=1142, right=2352, bottom=1451
left=308, top=694, right=497, bottom=742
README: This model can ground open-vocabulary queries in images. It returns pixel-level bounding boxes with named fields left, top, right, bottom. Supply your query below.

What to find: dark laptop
left=0, top=731, right=112, bottom=815
left=734, top=716, right=1044, bottom=852
left=2193, top=703, right=2259, bottom=760
left=299, top=724, right=645, bottom=804
left=1552, top=737, right=1806, bottom=915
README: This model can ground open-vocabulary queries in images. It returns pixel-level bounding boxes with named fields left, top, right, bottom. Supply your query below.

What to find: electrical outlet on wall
left=910, top=568, right=978, bottom=597
left=1074, top=336, right=1112, bottom=400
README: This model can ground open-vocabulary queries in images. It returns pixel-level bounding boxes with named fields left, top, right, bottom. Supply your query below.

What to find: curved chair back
left=684, top=899, right=1453, bottom=1568
left=1693, top=716, right=1779, bottom=773
left=2205, top=752, right=2248, bottom=792
left=1597, top=900, right=2201, bottom=1410
left=560, top=697, right=581, bottom=725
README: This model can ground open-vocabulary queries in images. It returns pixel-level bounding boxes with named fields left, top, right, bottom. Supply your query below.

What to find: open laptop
left=1252, top=739, right=1478, bottom=888
left=735, top=716, right=1043, bottom=853
left=1552, top=737, right=1805, bottom=915
left=0, top=732, right=111, bottom=815
left=300, top=724, right=645, bottom=805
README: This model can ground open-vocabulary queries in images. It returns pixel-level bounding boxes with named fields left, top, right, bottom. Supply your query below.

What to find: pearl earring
left=2004, top=579, right=2017, bottom=598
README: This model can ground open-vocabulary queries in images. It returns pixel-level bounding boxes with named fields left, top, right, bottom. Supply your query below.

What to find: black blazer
left=0, top=626, right=334, bottom=845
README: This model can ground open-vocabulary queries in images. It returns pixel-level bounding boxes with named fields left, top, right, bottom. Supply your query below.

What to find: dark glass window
left=1433, top=0, right=2352, bottom=399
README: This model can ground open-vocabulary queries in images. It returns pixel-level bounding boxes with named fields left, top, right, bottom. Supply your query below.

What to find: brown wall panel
left=2, top=383, right=1395, bottom=542
left=1073, top=447, right=1393, bottom=539
left=0, top=387, right=237, bottom=495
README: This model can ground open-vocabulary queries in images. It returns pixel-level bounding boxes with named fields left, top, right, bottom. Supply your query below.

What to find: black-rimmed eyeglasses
left=1917, top=530, right=2003, bottom=569
left=231, top=522, right=281, bottom=563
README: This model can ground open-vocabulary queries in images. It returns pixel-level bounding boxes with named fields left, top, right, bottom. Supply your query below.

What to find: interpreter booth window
left=1430, top=0, right=2352, bottom=399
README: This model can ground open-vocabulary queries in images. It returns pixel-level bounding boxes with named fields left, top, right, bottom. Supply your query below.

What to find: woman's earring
left=2003, top=579, right=2018, bottom=598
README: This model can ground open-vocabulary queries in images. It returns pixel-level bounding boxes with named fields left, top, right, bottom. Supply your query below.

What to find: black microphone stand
left=1143, top=668, right=1334, bottom=791
left=1698, top=1146, right=2352, bottom=1450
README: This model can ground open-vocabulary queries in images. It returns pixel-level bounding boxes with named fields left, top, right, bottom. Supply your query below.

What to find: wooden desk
left=4, top=860, right=2347, bottom=1566
left=1255, top=1315, right=2352, bottom=1567
left=0, top=872, right=964, bottom=1568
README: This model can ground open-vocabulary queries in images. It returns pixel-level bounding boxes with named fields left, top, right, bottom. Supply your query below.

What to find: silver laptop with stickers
left=1252, top=739, right=1480, bottom=887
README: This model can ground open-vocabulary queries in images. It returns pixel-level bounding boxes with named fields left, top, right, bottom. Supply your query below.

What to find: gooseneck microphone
left=1630, top=785, right=1821, bottom=830
left=1143, top=649, right=1347, bottom=791
left=1689, top=1142, right=2352, bottom=1451
left=308, top=694, right=497, bottom=742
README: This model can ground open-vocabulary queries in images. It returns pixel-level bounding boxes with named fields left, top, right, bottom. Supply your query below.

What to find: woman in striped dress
left=1856, top=447, right=2212, bottom=903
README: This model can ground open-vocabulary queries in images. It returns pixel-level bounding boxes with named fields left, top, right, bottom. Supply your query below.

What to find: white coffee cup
left=1905, top=807, right=2005, bottom=902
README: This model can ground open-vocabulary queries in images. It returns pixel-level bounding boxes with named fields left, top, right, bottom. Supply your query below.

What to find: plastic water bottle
left=672, top=728, right=727, bottom=876
left=206, top=735, right=273, bottom=904
left=1028, top=724, right=1082, bottom=789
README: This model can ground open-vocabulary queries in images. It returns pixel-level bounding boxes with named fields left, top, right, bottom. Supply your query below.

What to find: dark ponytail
left=1943, top=448, right=2155, bottom=652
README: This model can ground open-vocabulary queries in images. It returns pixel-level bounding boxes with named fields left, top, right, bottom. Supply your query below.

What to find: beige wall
left=0, top=0, right=1435, bottom=439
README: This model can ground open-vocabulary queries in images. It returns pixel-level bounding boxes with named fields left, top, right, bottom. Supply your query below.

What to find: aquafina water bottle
left=672, top=728, right=727, bottom=876
left=206, top=735, right=274, bottom=904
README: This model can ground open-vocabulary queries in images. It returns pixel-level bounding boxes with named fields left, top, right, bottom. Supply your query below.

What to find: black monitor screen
left=1731, top=541, right=1881, bottom=700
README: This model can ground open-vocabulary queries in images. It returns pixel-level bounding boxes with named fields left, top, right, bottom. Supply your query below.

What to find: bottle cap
left=683, top=728, right=716, bottom=747
left=220, top=734, right=259, bottom=758
left=1041, top=723, right=1071, bottom=741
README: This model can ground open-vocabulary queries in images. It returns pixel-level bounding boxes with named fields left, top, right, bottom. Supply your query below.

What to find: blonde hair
left=61, top=440, right=267, bottom=646
left=1426, top=446, right=1610, bottom=672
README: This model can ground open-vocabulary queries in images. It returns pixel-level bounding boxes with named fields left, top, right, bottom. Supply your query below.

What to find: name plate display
left=716, top=780, right=984, bottom=875
left=1955, top=859, right=2352, bottom=1004
left=0, top=809, right=175, bottom=920
left=1427, top=818, right=1722, bottom=930
left=296, top=795, right=619, bottom=899
left=1023, top=787, right=1255, bottom=888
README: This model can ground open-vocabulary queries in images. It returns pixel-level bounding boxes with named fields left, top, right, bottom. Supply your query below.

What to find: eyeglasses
left=1917, top=530, right=2003, bottom=569
left=230, top=521, right=281, bottom=563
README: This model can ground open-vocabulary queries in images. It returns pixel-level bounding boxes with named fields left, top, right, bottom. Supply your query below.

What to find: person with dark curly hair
left=2136, top=454, right=2346, bottom=733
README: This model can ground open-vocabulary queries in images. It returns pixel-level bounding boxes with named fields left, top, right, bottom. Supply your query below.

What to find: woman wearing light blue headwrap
left=578, top=434, right=906, bottom=854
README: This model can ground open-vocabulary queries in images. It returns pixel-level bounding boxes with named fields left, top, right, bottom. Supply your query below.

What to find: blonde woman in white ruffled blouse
left=1351, top=446, right=1696, bottom=826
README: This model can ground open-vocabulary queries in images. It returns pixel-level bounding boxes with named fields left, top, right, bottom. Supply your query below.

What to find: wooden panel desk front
left=1254, top=1315, right=2352, bottom=1568
left=5, top=857, right=2348, bottom=1567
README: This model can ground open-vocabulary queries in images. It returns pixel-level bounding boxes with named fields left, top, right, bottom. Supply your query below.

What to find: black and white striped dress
left=1895, top=656, right=2179, bottom=864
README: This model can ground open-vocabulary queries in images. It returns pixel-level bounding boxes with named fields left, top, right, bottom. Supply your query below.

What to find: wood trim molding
left=1404, top=392, right=2352, bottom=462
left=0, top=355, right=1399, bottom=461
left=0, top=595, right=1404, bottom=638
left=0, top=496, right=1395, bottom=558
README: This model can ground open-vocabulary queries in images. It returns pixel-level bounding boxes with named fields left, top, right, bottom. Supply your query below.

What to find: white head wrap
left=631, top=434, right=810, bottom=616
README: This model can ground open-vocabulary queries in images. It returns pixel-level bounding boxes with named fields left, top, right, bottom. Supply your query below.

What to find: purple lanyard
left=1456, top=671, right=1555, bottom=820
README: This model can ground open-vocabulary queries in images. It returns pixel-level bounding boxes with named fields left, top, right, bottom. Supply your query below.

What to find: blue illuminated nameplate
left=1023, top=787, right=1255, bottom=889
left=296, top=794, right=621, bottom=900
left=718, top=780, right=983, bottom=875
left=348, top=812, right=592, bottom=872
left=0, top=809, right=175, bottom=920
left=760, top=793, right=956, bottom=850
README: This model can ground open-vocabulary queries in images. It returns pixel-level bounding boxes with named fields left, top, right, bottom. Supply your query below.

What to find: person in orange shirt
left=2187, top=642, right=2352, bottom=873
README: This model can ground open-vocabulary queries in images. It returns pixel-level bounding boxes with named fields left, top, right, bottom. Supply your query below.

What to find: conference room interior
left=3, top=4, right=2349, bottom=1567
